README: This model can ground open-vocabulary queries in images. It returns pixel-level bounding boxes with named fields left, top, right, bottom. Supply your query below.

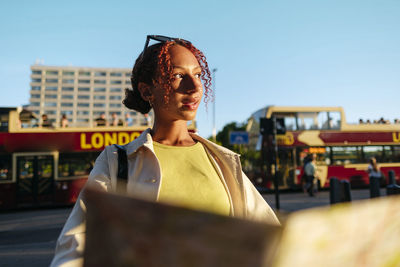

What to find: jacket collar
left=125, top=128, right=154, bottom=155
left=125, top=128, right=238, bottom=158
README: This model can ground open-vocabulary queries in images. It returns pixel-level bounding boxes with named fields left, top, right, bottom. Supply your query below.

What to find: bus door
left=14, top=152, right=57, bottom=207
left=277, top=147, right=297, bottom=189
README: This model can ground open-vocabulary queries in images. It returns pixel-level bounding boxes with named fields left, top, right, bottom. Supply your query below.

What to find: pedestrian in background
left=124, top=112, right=133, bottom=126
left=304, top=153, right=318, bottom=197
left=111, top=112, right=123, bottom=126
left=367, top=157, right=382, bottom=179
left=95, top=113, right=107, bottom=127
left=51, top=35, right=280, bottom=266
left=60, top=114, right=69, bottom=128
left=41, top=114, right=52, bottom=128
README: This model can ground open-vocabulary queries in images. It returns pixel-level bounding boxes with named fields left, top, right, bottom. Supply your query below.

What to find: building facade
left=28, top=65, right=153, bottom=127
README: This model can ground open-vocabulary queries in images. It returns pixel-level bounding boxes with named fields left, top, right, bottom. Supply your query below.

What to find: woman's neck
left=151, top=120, right=195, bottom=146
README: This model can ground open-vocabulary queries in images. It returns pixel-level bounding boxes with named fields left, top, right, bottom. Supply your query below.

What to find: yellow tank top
left=153, top=141, right=231, bottom=216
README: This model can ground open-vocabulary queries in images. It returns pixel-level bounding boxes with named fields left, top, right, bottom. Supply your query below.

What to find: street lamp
left=212, top=68, right=217, bottom=142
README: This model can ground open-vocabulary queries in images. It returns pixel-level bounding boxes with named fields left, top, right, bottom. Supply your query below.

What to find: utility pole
left=212, top=68, right=217, bottom=142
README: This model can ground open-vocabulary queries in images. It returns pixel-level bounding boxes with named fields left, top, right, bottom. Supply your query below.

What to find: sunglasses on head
left=141, top=35, right=191, bottom=58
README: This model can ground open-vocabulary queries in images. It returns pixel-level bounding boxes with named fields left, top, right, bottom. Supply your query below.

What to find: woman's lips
left=182, top=99, right=200, bottom=110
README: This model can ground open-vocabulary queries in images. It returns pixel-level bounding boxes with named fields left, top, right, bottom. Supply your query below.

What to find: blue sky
left=1, top=0, right=400, bottom=137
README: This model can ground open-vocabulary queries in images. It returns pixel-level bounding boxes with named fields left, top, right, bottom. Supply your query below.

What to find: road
left=0, top=208, right=70, bottom=267
left=0, top=188, right=385, bottom=266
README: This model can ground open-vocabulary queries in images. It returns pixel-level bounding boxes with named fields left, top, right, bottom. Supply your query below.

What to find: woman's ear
left=138, top=82, right=154, bottom=102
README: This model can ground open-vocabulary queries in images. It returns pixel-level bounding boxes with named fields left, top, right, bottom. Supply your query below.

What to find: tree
left=210, top=121, right=261, bottom=177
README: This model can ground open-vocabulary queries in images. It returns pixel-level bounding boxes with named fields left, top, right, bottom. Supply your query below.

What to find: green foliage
left=212, top=121, right=261, bottom=173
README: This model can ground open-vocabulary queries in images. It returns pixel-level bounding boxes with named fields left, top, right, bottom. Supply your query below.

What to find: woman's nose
left=183, top=75, right=202, bottom=93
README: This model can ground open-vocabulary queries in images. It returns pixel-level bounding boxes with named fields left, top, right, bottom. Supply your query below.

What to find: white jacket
left=51, top=129, right=280, bottom=267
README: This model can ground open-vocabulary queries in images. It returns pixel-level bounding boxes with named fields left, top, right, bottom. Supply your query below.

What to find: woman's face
left=151, top=45, right=203, bottom=123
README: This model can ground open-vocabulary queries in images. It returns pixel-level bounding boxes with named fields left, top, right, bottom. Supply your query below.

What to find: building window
left=94, top=87, right=106, bottom=92
left=94, top=80, right=106, bottom=84
left=109, top=103, right=121, bottom=108
left=125, top=80, right=131, bottom=84
left=31, top=102, right=40, bottom=106
left=46, top=78, right=58, bottom=83
left=31, top=94, right=40, bottom=98
left=125, top=73, right=130, bottom=77
left=63, top=79, right=74, bottom=84
left=63, top=71, right=74, bottom=76
left=78, top=87, right=90, bottom=92
left=32, top=70, right=42, bottom=75
left=44, top=102, right=57, bottom=107
left=94, top=72, right=106, bottom=77
left=44, top=110, right=57, bottom=115
left=62, top=87, right=74, bottom=91
left=79, top=71, right=91, bottom=76
left=77, top=103, right=90, bottom=107
left=45, top=86, right=58, bottom=91
left=46, top=70, right=58, bottom=75
left=62, top=95, right=73, bottom=99
left=61, top=103, right=73, bottom=107
left=93, top=95, right=105, bottom=100
left=109, top=111, right=121, bottom=115
left=109, top=95, right=121, bottom=100
left=32, top=78, right=42, bottom=83
left=45, top=94, right=57, bottom=99
left=110, top=88, right=121, bottom=92
left=77, top=119, right=89, bottom=123
left=62, top=110, right=73, bottom=115
left=93, top=103, right=105, bottom=108
left=78, top=95, right=90, bottom=100
left=77, top=111, right=89, bottom=115
left=31, top=86, right=41, bottom=91
left=78, top=79, right=90, bottom=84
left=110, top=80, right=122, bottom=84
left=110, top=72, right=122, bottom=77
left=93, top=111, right=103, bottom=116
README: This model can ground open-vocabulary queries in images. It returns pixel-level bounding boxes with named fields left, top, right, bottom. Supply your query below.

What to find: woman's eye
left=195, top=73, right=201, bottom=78
left=173, top=73, right=183, bottom=79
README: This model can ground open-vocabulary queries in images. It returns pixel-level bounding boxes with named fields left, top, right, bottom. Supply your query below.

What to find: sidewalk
left=262, top=188, right=386, bottom=213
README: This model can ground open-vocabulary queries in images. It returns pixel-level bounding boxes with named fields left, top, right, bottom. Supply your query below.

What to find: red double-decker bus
left=247, top=106, right=400, bottom=190
left=0, top=107, right=197, bottom=210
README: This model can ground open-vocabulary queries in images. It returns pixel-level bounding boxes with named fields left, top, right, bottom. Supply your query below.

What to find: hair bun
left=123, top=88, right=152, bottom=114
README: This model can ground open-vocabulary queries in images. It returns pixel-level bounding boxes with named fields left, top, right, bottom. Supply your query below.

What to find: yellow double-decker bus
left=247, top=106, right=400, bottom=190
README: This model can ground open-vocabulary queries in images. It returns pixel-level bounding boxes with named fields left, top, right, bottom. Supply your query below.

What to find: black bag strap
left=113, top=144, right=128, bottom=192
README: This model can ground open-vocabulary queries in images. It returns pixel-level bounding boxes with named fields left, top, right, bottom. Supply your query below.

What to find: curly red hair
left=155, top=41, right=212, bottom=104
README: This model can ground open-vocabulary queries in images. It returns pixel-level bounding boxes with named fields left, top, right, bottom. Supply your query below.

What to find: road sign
left=229, top=131, right=249, bottom=145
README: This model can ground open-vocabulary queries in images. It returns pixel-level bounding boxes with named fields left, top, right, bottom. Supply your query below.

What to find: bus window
left=298, top=147, right=329, bottom=166
left=318, top=112, right=329, bottom=130
left=58, top=152, right=98, bottom=178
left=382, top=146, right=393, bottom=162
left=363, top=146, right=383, bottom=163
left=0, top=155, right=12, bottom=181
left=283, top=116, right=297, bottom=131
left=391, top=146, right=400, bottom=162
left=327, top=112, right=341, bottom=130
left=332, top=146, right=362, bottom=165
left=298, top=112, right=318, bottom=130
left=18, top=159, right=34, bottom=179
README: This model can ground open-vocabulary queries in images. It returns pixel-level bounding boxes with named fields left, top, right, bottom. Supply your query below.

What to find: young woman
left=51, top=35, right=279, bottom=267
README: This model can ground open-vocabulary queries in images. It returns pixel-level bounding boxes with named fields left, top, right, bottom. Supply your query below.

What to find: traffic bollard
left=386, top=170, right=400, bottom=195
left=369, top=176, right=381, bottom=198
left=388, top=170, right=396, bottom=185
left=330, top=177, right=341, bottom=204
left=330, top=177, right=352, bottom=204
left=341, top=180, right=352, bottom=202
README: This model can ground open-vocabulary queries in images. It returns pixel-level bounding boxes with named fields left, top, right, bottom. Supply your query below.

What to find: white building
left=28, top=65, right=153, bottom=127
